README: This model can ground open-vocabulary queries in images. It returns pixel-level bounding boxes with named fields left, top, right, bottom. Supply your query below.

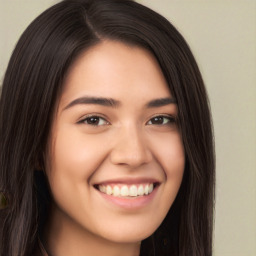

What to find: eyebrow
left=146, top=97, right=177, bottom=107
left=63, top=96, right=120, bottom=110
left=63, top=96, right=176, bottom=111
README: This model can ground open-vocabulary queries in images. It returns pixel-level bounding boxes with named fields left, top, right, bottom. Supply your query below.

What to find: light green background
left=0, top=1, right=255, bottom=255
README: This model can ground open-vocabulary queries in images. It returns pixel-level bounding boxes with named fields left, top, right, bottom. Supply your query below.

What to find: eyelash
left=78, top=114, right=176, bottom=126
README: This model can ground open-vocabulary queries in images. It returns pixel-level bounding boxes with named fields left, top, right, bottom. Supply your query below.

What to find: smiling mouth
left=94, top=183, right=159, bottom=198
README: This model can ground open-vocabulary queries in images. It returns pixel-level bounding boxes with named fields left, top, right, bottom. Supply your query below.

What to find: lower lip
left=95, top=186, right=159, bottom=210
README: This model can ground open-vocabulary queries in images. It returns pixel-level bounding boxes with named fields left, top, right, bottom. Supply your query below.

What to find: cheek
left=46, top=126, right=111, bottom=196
left=51, top=126, right=106, bottom=172
left=152, top=131, right=185, bottom=175
left=151, top=132, right=185, bottom=205
left=45, top=126, right=113, bottom=223
left=164, top=133, right=185, bottom=187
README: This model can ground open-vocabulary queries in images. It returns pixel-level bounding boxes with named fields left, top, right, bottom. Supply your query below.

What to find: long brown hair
left=0, top=0, right=215, bottom=255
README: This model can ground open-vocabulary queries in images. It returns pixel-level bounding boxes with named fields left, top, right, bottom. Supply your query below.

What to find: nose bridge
left=110, top=123, right=152, bottom=167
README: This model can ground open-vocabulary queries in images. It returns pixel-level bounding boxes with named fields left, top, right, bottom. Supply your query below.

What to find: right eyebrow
left=146, top=97, right=177, bottom=108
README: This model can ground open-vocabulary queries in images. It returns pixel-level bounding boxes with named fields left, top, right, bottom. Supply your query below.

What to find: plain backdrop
left=0, top=1, right=256, bottom=255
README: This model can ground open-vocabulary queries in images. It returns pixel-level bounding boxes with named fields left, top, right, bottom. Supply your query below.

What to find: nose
left=110, top=125, right=153, bottom=168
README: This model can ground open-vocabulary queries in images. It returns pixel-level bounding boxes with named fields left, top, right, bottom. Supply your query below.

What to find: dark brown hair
left=0, top=0, right=215, bottom=255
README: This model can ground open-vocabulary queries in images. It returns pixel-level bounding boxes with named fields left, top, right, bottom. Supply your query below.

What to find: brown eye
left=147, top=115, right=175, bottom=125
left=86, top=117, right=100, bottom=125
left=79, top=116, right=109, bottom=126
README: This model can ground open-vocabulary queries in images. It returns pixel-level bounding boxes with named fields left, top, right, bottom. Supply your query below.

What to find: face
left=46, top=40, right=185, bottom=244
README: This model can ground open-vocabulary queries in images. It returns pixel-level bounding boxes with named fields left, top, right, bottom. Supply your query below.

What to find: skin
left=44, top=40, right=185, bottom=256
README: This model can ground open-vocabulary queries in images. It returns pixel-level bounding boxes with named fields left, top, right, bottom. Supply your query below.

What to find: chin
left=95, top=221, right=159, bottom=244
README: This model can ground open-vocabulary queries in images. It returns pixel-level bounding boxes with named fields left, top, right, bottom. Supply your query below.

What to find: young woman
left=0, top=0, right=215, bottom=255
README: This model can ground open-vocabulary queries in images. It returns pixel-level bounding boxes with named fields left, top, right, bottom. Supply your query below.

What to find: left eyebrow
left=146, top=97, right=177, bottom=108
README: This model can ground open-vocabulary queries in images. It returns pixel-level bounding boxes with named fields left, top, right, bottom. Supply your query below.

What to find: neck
left=43, top=204, right=141, bottom=256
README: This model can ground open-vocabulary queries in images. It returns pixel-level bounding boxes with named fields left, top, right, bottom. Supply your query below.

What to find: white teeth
left=98, top=183, right=155, bottom=197
left=113, top=186, right=120, bottom=196
left=120, top=185, right=129, bottom=196
left=129, top=185, right=137, bottom=197
left=138, top=185, right=144, bottom=196
left=106, top=185, right=112, bottom=195
left=99, top=185, right=106, bottom=193
left=149, top=184, right=154, bottom=193
left=144, top=184, right=149, bottom=195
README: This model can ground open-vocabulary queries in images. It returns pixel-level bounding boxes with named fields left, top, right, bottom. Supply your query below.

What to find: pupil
left=87, top=117, right=99, bottom=124
left=152, top=117, right=163, bottom=124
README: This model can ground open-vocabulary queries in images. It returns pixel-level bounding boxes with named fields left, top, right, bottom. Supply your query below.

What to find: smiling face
left=45, top=40, right=185, bottom=249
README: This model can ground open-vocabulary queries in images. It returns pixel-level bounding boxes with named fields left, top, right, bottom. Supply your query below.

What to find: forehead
left=59, top=40, right=172, bottom=108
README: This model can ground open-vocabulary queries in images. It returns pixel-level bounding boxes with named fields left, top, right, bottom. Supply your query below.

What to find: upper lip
left=94, top=177, right=161, bottom=186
